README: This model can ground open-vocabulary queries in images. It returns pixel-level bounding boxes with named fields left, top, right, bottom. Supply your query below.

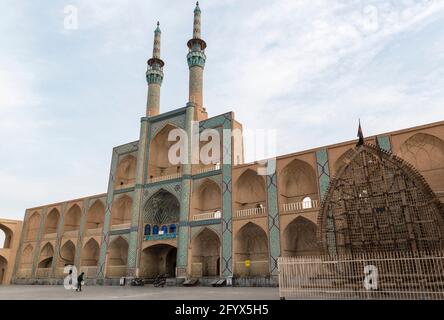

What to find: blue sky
left=1, top=0, right=444, bottom=223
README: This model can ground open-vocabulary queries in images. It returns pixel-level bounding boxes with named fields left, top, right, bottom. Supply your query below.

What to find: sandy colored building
left=0, top=219, right=22, bottom=285
left=10, top=3, right=444, bottom=286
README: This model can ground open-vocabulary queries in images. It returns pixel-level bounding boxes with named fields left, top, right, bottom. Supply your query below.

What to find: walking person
left=76, top=272, right=85, bottom=292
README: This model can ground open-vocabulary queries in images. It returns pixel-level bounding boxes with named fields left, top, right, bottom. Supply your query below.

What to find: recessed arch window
left=144, top=224, right=151, bottom=236
left=152, top=225, right=159, bottom=235
left=161, top=225, right=168, bottom=234
left=302, top=196, right=312, bottom=209
left=169, top=224, right=177, bottom=234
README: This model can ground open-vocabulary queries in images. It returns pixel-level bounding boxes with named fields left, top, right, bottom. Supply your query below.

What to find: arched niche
left=26, top=212, right=41, bottom=241
left=111, top=195, right=132, bottom=226
left=279, top=159, right=318, bottom=209
left=191, top=228, right=221, bottom=277
left=192, top=179, right=222, bottom=214
left=234, top=169, right=266, bottom=213
left=59, top=240, right=76, bottom=266
left=86, top=200, right=105, bottom=229
left=148, top=124, right=183, bottom=179
left=38, top=242, right=54, bottom=268
left=64, top=204, right=81, bottom=232
left=144, top=190, right=180, bottom=225
left=81, top=238, right=100, bottom=267
left=234, top=222, right=269, bottom=277
left=44, top=208, right=60, bottom=234
left=20, top=244, right=34, bottom=269
left=114, top=155, right=137, bottom=188
left=282, top=216, right=321, bottom=257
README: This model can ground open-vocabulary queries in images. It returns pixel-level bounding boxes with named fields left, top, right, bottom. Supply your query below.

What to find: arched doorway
left=234, top=222, right=269, bottom=277
left=191, top=228, right=221, bottom=277
left=44, top=209, right=60, bottom=235
left=140, top=244, right=177, bottom=278
left=283, top=217, right=321, bottom=256
left=86, top=200, right=105, bottom=229
left=106, top=237, right=128, bottom=278
left=37, top=242, right=54, bottom=273
left=0, top=255, right=7, bottom=285
left=64, top=205, right=81, bottom=232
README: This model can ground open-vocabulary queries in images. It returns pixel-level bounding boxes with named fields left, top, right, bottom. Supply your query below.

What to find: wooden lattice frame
left=318, top=143, right=444, bottom=255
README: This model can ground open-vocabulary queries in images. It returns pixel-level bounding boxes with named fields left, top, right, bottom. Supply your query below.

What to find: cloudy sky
left=1, top=0, right=444, bottom=224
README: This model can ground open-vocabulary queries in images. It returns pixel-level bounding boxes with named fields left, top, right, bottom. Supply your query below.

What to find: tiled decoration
left=377, top=135, right=392, bottom=152
left=266, top=159, right=280, bottom=276
left=150, top=114, right=186, bottom=139
left=316, top=148, right=330, bottom=201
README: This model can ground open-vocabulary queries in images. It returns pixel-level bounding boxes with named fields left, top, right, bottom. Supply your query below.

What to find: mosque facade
left=9, top=3, right=444, bottom=286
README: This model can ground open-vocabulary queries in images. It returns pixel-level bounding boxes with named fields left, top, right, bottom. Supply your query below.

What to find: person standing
left=76, top=272, right=85, bottom=292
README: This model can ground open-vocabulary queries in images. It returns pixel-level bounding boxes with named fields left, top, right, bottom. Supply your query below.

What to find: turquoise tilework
left=31, top=208, right=46, bottom=277
left=316, top=148, right=330, bottom=201
left=377, top=135, right=391, bottom=152
left=266, top=159, right=280, bottom=275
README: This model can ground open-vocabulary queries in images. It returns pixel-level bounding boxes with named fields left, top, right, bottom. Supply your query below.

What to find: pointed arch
left=140, top=244, right=177, bottom=278
left=148, top=123, right=183, bottom=179
left=107, top=236, right=128, bottom=266
left=114, top=154, right=137, bottom=188
left=234, top=169, right=266, bottom=213
left=59, top=240, right=76, bottom=266
left=38, top=242, right=54, bottom=268
left=193, top=179, right=222, bottom=214
left=64, top=204, right=81, bottom=232
left=44, top=208, right=60, bottom=234
left=279, top=159, right=318, bottom=207
left=20, top=244, right=34, bottom=268
left=26, top=211, right=41, bottom=241
left=143, top=189, right=180, bottom=225
left=319, top=143, right=444, bottom=255
left=191, top=227, right=221, bottom=277
left=111, top=195, right=132, bottom=226
left=398, top=133, right=444, bottom=191
left=81, top=238, right=100, bottom=266
left=234, top=222, right=269, bottom=277
left=86, top=200, right=105, bottom=229
left=0, top=224, right=13, bottom=249
left=283, top=216, right=321, bottom=257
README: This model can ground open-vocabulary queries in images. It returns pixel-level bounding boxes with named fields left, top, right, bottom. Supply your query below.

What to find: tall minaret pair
left=146, top=22, right=164, bottom=117
left=187, top=2, right=208, bottom=120
left=146, top=3, right=208, bottom=120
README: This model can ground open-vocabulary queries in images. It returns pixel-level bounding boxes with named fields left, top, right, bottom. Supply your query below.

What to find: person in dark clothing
left=76, top=272, right=85, bottom=292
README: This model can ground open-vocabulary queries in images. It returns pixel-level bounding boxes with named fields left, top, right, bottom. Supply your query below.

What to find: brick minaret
left=187, top=2, right=208, bottom=121
left=146, top=22, right=164, bottom=117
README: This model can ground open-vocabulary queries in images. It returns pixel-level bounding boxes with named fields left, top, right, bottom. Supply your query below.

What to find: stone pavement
left=0, top=285, right=280, bottom=300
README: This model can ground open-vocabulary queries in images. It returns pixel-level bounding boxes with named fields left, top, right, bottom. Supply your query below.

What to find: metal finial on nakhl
left=157, top=21, right=160, bottom=26
left=356, top=119, right=364, bottom=147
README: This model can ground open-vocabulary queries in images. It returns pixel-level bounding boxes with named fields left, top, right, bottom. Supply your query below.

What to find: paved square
left=0, top=285, right=279, bottom=300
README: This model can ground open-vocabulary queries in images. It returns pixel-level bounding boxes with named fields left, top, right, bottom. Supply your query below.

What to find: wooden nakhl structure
left=318, top=138, right=444, bottom=256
